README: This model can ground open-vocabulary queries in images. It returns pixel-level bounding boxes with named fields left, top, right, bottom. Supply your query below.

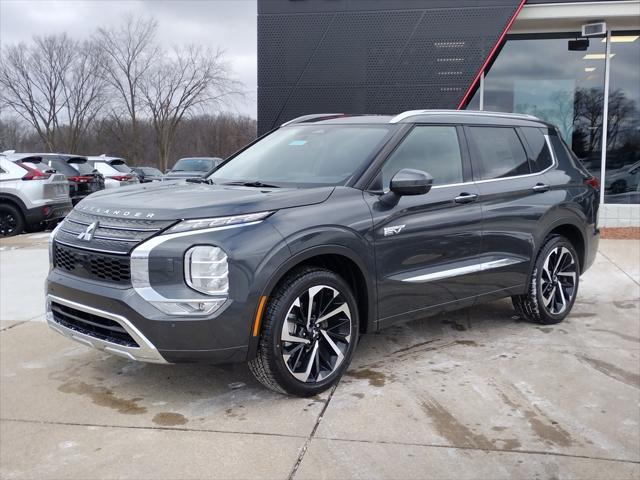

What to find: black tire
left=0, top=203, right=25, bottom=237
left=512, top=235, right=580, bottom=325
left=248, top=267, right=359, bottom=396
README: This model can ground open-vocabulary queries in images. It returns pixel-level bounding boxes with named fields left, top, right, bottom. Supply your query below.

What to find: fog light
left=184, top=246, right=229, bottom=295
left=150, top=299, right=226, bottom=316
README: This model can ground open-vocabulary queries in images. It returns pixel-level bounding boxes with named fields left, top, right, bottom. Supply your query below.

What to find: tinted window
left=379, top=126, right=463, bottom=188
left=48, top=158, right=78, bottom=176
left=520, top=127, right=553, bottom=172
left=468, top=127, right=530, bottom=180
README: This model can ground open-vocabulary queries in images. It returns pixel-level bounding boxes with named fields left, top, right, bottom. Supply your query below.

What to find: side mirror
left=380, top=169, right=433, bottom=206
left=390, top=169, right=433, bottom=196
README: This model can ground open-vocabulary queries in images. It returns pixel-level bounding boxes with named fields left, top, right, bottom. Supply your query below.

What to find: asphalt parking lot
left=0, top=233, right=638, bottom=480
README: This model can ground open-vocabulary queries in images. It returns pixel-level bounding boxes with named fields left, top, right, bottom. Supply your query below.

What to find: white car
left=86, top=155, right=139, bottom=188
left=0, top=154, right=72, bottom=236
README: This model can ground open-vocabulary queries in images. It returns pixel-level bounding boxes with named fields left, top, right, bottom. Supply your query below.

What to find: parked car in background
left=0, top=154, right=72, bottom=237
left=31, top=153, right=105, bottom=204
left=132, top=166, right=164, bottom=183
left=604, top=160, right=640, bottom=195
left=164, top=157, right=222, bottom=180
left=87, top=155, right=139, bottom=188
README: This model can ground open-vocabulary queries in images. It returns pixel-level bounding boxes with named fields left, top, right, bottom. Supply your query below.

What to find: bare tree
left=96, top=15, right=159, bottom=162
left=140, top=46, right=236, bottom=170
left=60, top=40, right=108, bottom=152
left=0, top=34, right=75, bottom=151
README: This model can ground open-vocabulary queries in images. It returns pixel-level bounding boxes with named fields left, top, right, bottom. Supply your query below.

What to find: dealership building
left=258, top=0, right=640, bottom=227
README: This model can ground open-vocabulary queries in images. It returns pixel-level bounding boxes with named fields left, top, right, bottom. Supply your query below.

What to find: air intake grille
left=50, top=302, right=138, bottom=348
left=54, top=243, right=131, bottom=284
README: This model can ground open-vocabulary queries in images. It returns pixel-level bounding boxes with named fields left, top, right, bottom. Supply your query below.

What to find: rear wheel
left=512, top=235, right=580, bottom=324
left=249, top=267, right=358, bottom=396
left=0, top=204, right=25, bottom=237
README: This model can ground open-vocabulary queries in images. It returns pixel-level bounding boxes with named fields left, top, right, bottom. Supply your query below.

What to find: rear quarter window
left=520, top=127, right=553, bottom=172
left=467, top=126, right=530, bottom=180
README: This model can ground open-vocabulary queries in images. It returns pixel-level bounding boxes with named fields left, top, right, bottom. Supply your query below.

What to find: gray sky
left=0, top=0, right=258, bottom=118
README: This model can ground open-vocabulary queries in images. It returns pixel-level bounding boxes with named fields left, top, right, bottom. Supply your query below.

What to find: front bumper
left=46, top=269, right=250, bottom=364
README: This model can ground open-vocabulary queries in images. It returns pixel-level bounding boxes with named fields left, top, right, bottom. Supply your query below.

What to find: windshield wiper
left=223, top=180, right=281, bottom=188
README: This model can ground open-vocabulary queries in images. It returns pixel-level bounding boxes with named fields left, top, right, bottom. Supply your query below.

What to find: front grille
left=54, top=243, right=131, bottom=283
left=50, top=302, right=139, bottom=348
left=55, top=209, right=175, bottom=254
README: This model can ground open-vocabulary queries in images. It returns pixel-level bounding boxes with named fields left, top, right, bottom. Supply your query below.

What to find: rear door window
left=467, top=126, right=530, bottom=180
left=520, top=127, right=553, bottom=172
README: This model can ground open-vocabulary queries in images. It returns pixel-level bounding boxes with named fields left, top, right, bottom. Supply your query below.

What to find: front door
left=364, top=125, right=483, bottom=324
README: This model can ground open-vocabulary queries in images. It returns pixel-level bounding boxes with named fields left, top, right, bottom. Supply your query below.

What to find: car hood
left=76, top=181, right=335, bottom=220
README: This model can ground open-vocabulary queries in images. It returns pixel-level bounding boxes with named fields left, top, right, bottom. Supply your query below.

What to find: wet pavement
left=1, top=233, right=638, bottom=479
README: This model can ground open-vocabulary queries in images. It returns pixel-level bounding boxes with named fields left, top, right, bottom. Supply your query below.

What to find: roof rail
left=389, top=109, right=540, bottom=123
left=281, top=113, right=345, bottom=127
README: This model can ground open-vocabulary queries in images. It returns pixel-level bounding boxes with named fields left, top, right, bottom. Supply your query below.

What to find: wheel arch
left=247, top=244, right=377, bottom=361
left=0, top=193, right=27, bottom=216
left=545, top=222, right=585, bottom=272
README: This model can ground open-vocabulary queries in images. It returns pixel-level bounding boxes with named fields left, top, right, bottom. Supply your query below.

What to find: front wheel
left=248, top=267, right=359, bottom=396
left=512, top=235, right=580, bottom=325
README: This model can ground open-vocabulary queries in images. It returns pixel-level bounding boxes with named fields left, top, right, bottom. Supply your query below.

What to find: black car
left=36, top=154, right=105, bottom=204
left=46, top=110, right=599, bottom=396
left=132, top=167, right=164, bottom=183
left=164, top=157, right=222, bottom=180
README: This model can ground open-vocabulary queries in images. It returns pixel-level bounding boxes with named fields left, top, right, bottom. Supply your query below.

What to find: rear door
left=364, top=125, right=483, bottom=324
left=466, top=125, right=554, bottom=298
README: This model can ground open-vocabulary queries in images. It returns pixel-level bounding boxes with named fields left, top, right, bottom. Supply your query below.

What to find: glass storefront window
left=604, top=31, right=640, bottom=204
left=467, top=34, right=607, bottom=180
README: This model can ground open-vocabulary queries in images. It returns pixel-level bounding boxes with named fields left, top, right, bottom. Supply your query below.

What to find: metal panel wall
left=257, top=0, right=523, bottom=133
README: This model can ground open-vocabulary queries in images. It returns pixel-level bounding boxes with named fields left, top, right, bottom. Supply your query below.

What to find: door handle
left=532, top=183, right=550, bottom=193
left=454, top=193, right=478, bottom=204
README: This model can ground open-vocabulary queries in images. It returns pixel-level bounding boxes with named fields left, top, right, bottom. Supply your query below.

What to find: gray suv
left=45, top=111, right=599, bottom=396
left=0, top=154, right=72, bottom=237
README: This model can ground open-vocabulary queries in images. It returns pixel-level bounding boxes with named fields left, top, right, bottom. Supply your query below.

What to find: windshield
left=172, top=158, right=216, bottom=172
left=210, top=125, right=394, bottom=187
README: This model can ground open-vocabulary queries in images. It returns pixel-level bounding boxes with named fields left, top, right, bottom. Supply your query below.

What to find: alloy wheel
left=540, top=246, right=577, bottom=315
left=280, top=285, right=352, bottom=383
left=0, top=212, right=17, bottom=236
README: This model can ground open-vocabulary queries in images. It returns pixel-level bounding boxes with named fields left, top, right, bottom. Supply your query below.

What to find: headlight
left=166, top=211, right=273, bottom=234
left=184, top=246, right=229, bottom=295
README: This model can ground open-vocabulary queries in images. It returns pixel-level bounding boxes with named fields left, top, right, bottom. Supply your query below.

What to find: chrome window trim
left=429, top=134, right=556, bottom=189
left=402, top=258, right=524, bottom=283
left=373, top=132, right=556, bottom=193
left=46, top=294, right=168, bottom=364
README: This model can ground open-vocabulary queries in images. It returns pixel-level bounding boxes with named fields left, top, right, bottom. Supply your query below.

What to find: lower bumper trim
left=46, top=294, right=168, bottom=364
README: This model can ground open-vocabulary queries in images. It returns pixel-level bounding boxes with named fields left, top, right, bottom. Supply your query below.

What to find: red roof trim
left=456, top=0, right=527, bottom=110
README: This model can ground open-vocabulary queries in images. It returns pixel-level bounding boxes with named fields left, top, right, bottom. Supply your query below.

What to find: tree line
left=0, top=15, right=255, bottom=170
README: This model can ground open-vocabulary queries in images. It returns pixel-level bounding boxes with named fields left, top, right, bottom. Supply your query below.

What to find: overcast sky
left=0, top=0, right=258, bottom=118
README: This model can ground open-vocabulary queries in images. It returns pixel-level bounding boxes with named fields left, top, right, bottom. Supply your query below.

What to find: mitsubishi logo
left=77, top=222, right=98, bottom=241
